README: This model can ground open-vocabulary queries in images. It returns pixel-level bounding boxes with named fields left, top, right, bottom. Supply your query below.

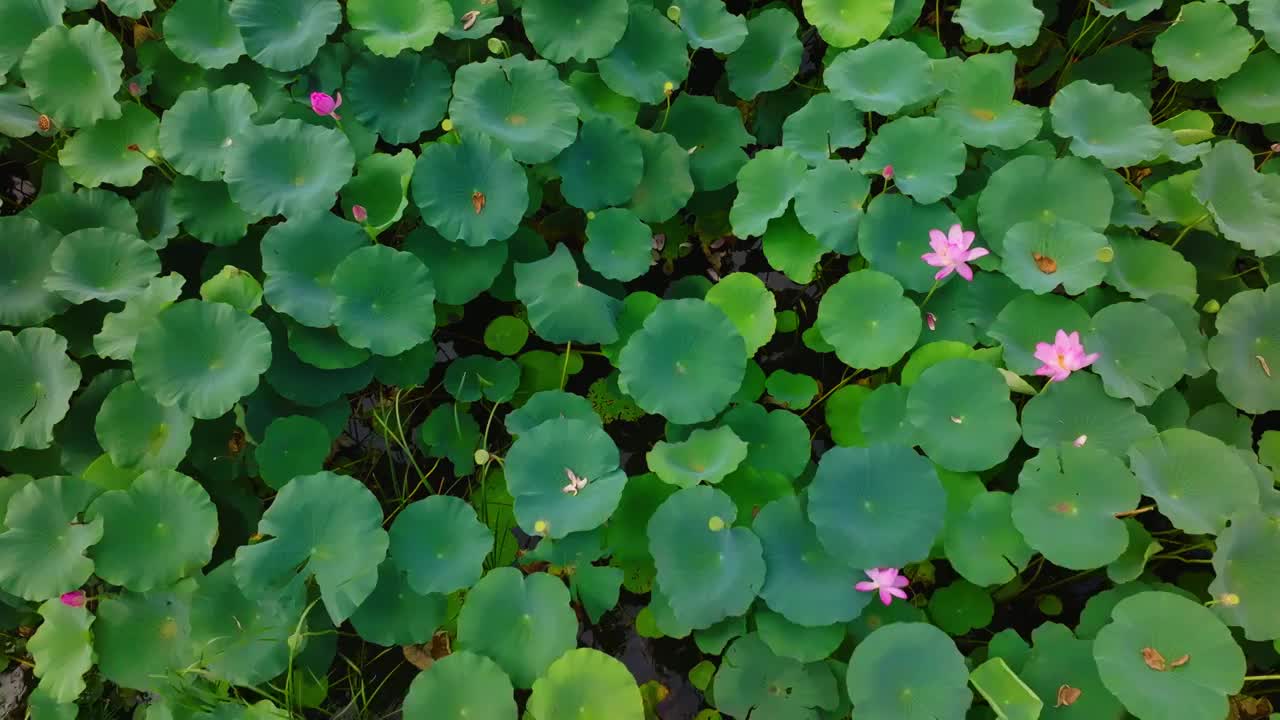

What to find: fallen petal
left=1055, top=685, right=1082, bottom=707
left=1142, top=647, right=1167, bottom=672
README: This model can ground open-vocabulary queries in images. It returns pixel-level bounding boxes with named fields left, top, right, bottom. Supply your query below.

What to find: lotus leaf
left=944, top=491, right=1033, bottom=586
left=528, top=648, right=645, bottom=720
left=515, top=245, right=621, bottom=345
left=730, top=147, right=808, bottom=238
left=1051, top=81, right=1173, bottom=168
left=676, top=0, right=748, bottom=52
left=557, top=118, right=644, bottom=211
left=347, top=53, right=450, bottom=145
left=1020, top=622, right=1125, bottom=720
left=191, top=562, right=301, bottom=686
left=861, top=116, right=966, bottom=204
left=817, top=270, right=921, bottom=370
left=94, top=582, right=196, bottom=691
left=28, top=599, right=94, bottom=704
left=647, top=426, right=748, bottom=489
left=1086, top=302, right=1187, bottom=406
left=584, top=208, right=653, bottom=282
left=46, top=228, right=159, bottom=304
left=662, top=95, right=754, bottom=192
left=229, top=0, right=340, bottom=71
left=522, top=0, right=628, bottom=62
left=1128, top=429, right=1258, bottom=535
left=626, top=127, right=695, bottom=222
left=341, top=150, right=416, bottom=235
left=21, top=22, right=123, bottom=128
left=1208, top=284, right=1280, bottom=414
left=1021, top=372, right=1156, bottom=456
left=795, top=159, right=871, bottom=254
left=1193, top=141, right=1280, bottom=257
left=954, top=0, right=1043, bottom=48
left=347, top=0, right=450, bottom=56
left=256, top=416, right=330, bottom=489
left=858, top=194, right=961, bottom=293
left=783, top=94, right=866, bottom=166
left=261, top=213, right=368, bottom=328
left=0, top=217, right=67, bottom=327
left=827, top=39, right=938, bottom=115
left=329, top=245, right=435, bottom=357
left=457, top=568, right=577, bottom=688
left=1001, top=219, right=1109, bottom=295
left=1152, top=1, right=1252, bottom=81
left=59, top=104, right=159, bottom=188
left=978, top=155, right=1112, bottom=255
left=0, top=329, right=81, bottom=452
left=94, top=381, right=192, bottom=472
left=412, top=133, right=528, bottom=246
left=907, top=359, right=1020, bottom=471
left=755, top=496, right=869, bottom=626
left=936, top=52, right=1042, bottom=150
left=726, top=8, right=803, bottom=100
left=158, top=85, right=256, bottom=180
left=163, top=0, right=245, bottom=69
left=846, top=623, right=972, bottom=720
left=349, top=560, right=447, bottom=647
left=597, top=6, right=689, bottom=104
left=451, top=56, right=579, bottom=164
left=505, top=417, right=626, bottom=539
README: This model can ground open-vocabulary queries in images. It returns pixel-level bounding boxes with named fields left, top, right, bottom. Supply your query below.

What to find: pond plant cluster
left=2, top=0, right=1280, bottom=718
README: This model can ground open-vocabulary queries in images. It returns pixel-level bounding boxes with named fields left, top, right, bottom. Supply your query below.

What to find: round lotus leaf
left=730, top=147, right=807, bottom=238
left=929, top=580, right=994, bottom=636
left=412, top=133, right=528, bottom=246
left=944, top=490, right=1033, bottom=586
left=754, top=610, right=844, bottom=663
left=28, top=598, right=94, bottom=704
left=528, top=648, right=643, bottom=720
left=754, top=496, right=868, bottom=626
left=45, top=228, right=159, bottom=304
left=906, top=359, right=1020, bottom=471
left=1086, top=302, right=1187, bottom=407
left=285, top=321, right=369, bottom=371
left=346, top=53, right=450, bottom=145
left=1108, top=234, right=1197, bottom=304
left=505, top=417, right=626, bottom=539
left=648, top=486, right=765, bottom=629
left=1002, top=219, right=1109, bottom=295
left=515, top=245, right=622, bottom=344
left=714, top=632, right=838, bottom=716
left=726, top=8, right=802, bottom=100
left=935, top=51, right=1042, bottom=149
left=416, top=403, right=480, bottom=476
left=861, top=116, right=965, bottom=205
left=664, top=93, right=754, bottom=192
left=349, top=560, right=447, bottom=647
left=827, top=39, right=938, bottom=115
left=858, top=194, right=960, bottom=293
left=1128, top=429, right=1258, bottom=535
left=93, top=274, right=183, bottom=362
left=94, top=380, right=192, bottom=472
left=1218, top=51, right=1280, bottom=124
left=159, top=85, right=257, bottom=181
left=556, top=117, right=643, bottom=211
left=1020, top=622, right=1126, bottom=720
left=794, top=159, right=870, bottom=254
left=626, top=127, right=695, bottom=223
left=0, top=477, right=101, bottom=600
left=977, top=155, right=1112, bottom=255
left=1253, top=0, right=1280, bottom=51
left=523, top=0, right=628, bottom=62
left=719, top=403, right=810, bottom=480
left=191, top=562, right=303, bottom=686
left=329, top=245, right=435, bottom=357
left=1208, top=285, right=1280, bottom=413
left=347, top=0, right=450, bottom=56
left=782, top=93, right=866, bottom=166
left=647, top=426, right=749, bottom=489
left=0, top=328, right=80, bottom=453
left=1021, top=372, right=1156, bottom=457
left=1209, top=508, right=1280, bottom=640
left=481, top=317, right=529, bottom=358
left=597, top=6, right=689, bottom=104
left=763, top=214, right=826, bottom=285
left=506, top=392, right=599, bottom=438
left=1094, top=592, right=1244, bottom=720
left=255, top=415, right=329, bottom=490
left=457, top=568, right=577, bottom=688
left=704, top=272, right=776, bottom=357
left=1012, top=445, right=1139, bottom=569
left=389, top=496, right=491, bottom=595
left=85, top=469, right=216, bottom=591
left=825, top=384, right=872, bottom=447
left=170, top=176, right=256, bottom=247
left=847, top=623, right=972, bottom=720
left=1193, top=141, right=1280, bottom=257
left=399, top=227, right=503, bottom=306
left=59, top=104, right=159, bottom=188
left=450, top=56, right=579, bottom=164
left=133, top=300, right=271, bottom=420
left=341, top=150, right=416, bottom=235
left=234, top=472, right=387, bottom=624
left=94, top=582, right=196, bottom=692
left=764, top=370, right=817, bottom=409
left=802, top=0, right=893, bottom=46
left=162, top=0, right=245, bottom=69
left=0, top=216, right=67, bottom=326
left=224, top=119, right=354, bottom=218
left=1152, top=1, right=1252, bottom=81
left=261, top=213, right=367, bottom=327
left=818, top=270, right=921, bottom=370
left=403, top=651, right=517, bottom=720
left=954, top=0, right=1042, bottom=47
left=1050, top=81, right=1170, bottom=168
left=584, top=208, right=652, bottom=282
left=21, top=22, right=123, bottom=128
left=25, top=188, right=138, bottom=238
left=229, top=0, right=339, bottom=71
left=0, top=0, right=62, bottom=77
left=619, top=299, right=746, bottom=424
left=987, top=293, right=1091, bottom=376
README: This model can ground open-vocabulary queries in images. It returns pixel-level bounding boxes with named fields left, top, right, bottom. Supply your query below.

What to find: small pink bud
left=1272, top=143, right=1280, bottom=153
left=310, top=91, right=342, bottom=119
left=352, top=204, right=368, bottom=223
left=882, top=164, right=894, bottom=180
left=1073, top=435, right=1088, bottom=448
left=925, top=312, right=937, bottom=331
left=60, top=591, right=86, bottom=608
left=128, top=82, right=142, bottom=97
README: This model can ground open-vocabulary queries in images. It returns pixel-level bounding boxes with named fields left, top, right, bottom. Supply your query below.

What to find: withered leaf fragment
left=1056, top=685, right=1082, bottom=707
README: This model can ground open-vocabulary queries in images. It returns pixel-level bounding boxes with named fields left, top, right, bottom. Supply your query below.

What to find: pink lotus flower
left=856, top=567, right=909, bottom=606
left=925, top=312, right=937, bottom=331
left=882, top=164, right=894, bottom=180
left=310, top=91, right=342, bottom=120
left=562, top=468, right=588, bottom=496
left=352, top=204, right=368, bottom=223
left=60, top=591, right=86, bottom=608
left=922, top=224, right=989, bottom=282
left=1034, top=330, right=1100, bottom=383
left=1073, top=434, right=1088, bottom=448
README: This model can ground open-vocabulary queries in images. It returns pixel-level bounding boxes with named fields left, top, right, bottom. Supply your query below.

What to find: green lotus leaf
left=170, top=176, right=254, bottom=246
left=94, top=380, right=192, bottom=472
left=619, top=299, right=745, bottom=424
left=445, top=354, right=519, bottom=402
left=256, top=415, right=330, bottom=489
left=907, top=359, right=1020, bottom=471
left=505, top=418, right=626, bottom=539
left=0, top=217, right=67, bottom=326
left=720, top=403, right=810, bottom=480
left=704, top=272, right=776, bottom=356
left=648, top=486, right=765, bottom=629
left=860, top=116, right=965, bottom=204
left=21, top=22, right=123, bottom=128
left=647, top=426, right=748, bottom=489
left=505, top=392, right=597, bottom=436
left=858, top=194, right=960, bottom=293
left=528, top=648, right=644, bottom=720
left=675, top=0, right=747, bottom=52
left=94, top=581, right=196, bottom=692
left=457, top=568, right=577, bottom=688
left=103, top=0, right=152, bottom=16
left=347, top=0, right=450, bottom=56
left=515, top=245, right=621, bottom=344
left=929, top=580, right=994, bottom=635
left=0, top=0, right=62, bottom=77
left=1019, top=622, right=1125, bottom=720
left=827, top=39, right=938, bottom=115
left=261, top=213, right=368, bottom=327
left=726, top=8, right=802, bottom=99
left=224, top=119, right=354, bottom=218
left=25, top=188, right=138, bottom=237
left=349, top=559, right=447, bottom=647
left=754, top=496, right=869, bottom=626
left=346, top=53, right=450, bottom=145
left=1105, top=234, right=1197, bottom=304
left=1094, top=592, right=1245, bottom=720
left=944, top=490, right=1033, bottom=586
left=730, top=147, right=807, bottom=238
left=847, top=623, right=972, bottom=720
left=764, top=370, right=817, bottom=409
left=329, top=245, right=435, bottom=357
left=201, top=265, right=263, bottom=314
left=400, top=225, right=504, bottom=306
left=402, top=652, right=516, bottom=720
left=373, top=341, right=436, bottom=389
left=802, top=0, right=893, bottom=47
left=341, top=150, right=415, bottom=235
left=1020, top=372, right=1156, bottom=457
left=450, top=56, right=578, bottom=164
left=45, top=228, right=159, bottom=304
left=58, top=104, right=158, bottom=188
left=795, top=159, right=871, bottom=254
left=229, top=0, right=340, bottom=71
left=954, top=0, right=1043, bottom=47
left=818, top=270, right=921, bottom=370
left=1208, top=508, right=1280, bottom=640
left=1128, top=429, right=1258, bottom=535
left=936, top=51, right=1042, bottom=149
left=1002, top=219, right=1109, bottom=294
left=0, top=85, right=41, bottom=139
left=626, top=127, right=695, bottom=222
left=1253, top=0, right=1280, bottom=51
left=412, top=134, right=528, bottom=246
left=234, top=472, right=387, bottom=624
left=162, top=0, right=245, bottom=69
left=987, top=293, right=1090, bottom=375
left=978, top=155, right=1112, bottom=255
left=28, top=599, right=93, bottom=704
left=714, top=632, right=838, bottom=717
left=1107, top=517, right=1163, bottom=585
left=1050, top=81, right=1171, bottom=168
left=597, top=6, right=689, bottom=104
left=1012, top=445, right=1139, bottom=569
left=191, top=562, right=302, bottom=686
left=1145, top=294, right=1208, bottom=379
left=85, top=469, right=215, bottom=591
left=388, top=495, right=491, bottom=595
left=133, top=300, right=271, bottom=419
left=783, top=93, right=866, bottom=166
left=1152, top=1, right=1252, bottom=81
left=442, top=0, right=501, bottom=39
left=557, top=117, right=644, bottom=210
left=755, top=608, right=844, bottom=662
left=1086, top=302, right=1187, bottom=406
left=765, top=213, right=826, bottom=284
left=1218, top=51, right=1280, bottom=124
left=0, top=329, right=81, bottom=453
left=1194, top=141, right=1280, bottom=258
left=90, top=274, right=179, bottom=361
left=1209, top=285, right=1280, bottom=412
left=1090, top=0, right=1160, bottom=19
left=158, top=85, right=256, bottom=181
left=584, top=208, right=652, bottom=282
left=825, top=385, right=872, bottom=447
left=0, top=477, right=101, bottom=600
left=417, top=403, right=480, bottom=476
left=523, top=0, right=628, bottom=62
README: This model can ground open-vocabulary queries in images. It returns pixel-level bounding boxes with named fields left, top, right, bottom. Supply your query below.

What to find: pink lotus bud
left=925, top=312, right=937, bottom=331
left=60, top=591, right=86, bottom=608
left=1073, top=435, right=1088, bottom=448
left=882, top=164, right=894, bottom=180
left=128, top=82, right=142, bottom=97
left=352, top=204, right=368, bottom=223
left=310, top=91, right=342, bottom=119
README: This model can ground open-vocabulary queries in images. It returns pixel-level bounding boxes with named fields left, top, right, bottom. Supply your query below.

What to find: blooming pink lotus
left=856, top=567, right=909, bottom=606
left=60, top=591, right=86, bottom=608
left=1034, top=330, right=1100, bottom=382
left=310, top=91, right=342, bottom=120
left=922, top=224, right=989, bottom=282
